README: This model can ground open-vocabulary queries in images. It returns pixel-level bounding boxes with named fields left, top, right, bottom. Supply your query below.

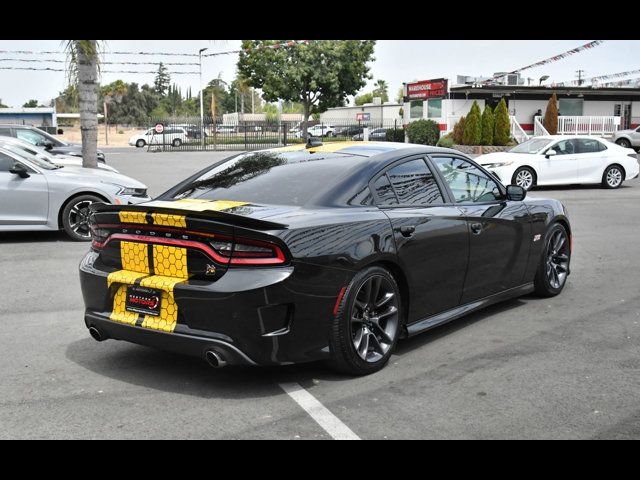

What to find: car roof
left=267, top=141, right=457, bottom=158
left=535, top=135, right=608, bottom=140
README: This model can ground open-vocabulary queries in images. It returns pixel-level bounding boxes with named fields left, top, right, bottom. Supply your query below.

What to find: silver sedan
left=0, top=145, right=149, bottom=240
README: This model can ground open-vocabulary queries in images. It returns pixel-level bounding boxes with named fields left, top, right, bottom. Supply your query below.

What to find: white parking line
left=279, top=382, right=360, bottom=440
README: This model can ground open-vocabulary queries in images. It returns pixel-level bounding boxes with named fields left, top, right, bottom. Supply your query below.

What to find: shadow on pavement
left=0, top=230, right=73, bottom=244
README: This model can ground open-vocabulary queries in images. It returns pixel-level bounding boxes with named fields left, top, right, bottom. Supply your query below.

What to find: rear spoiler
left=90, top=201, right=288, bottom=231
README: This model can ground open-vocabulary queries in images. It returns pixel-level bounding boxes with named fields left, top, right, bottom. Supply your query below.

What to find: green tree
left=372, top=79, right=389, bottom=102
left=238, top=40, right=375, bottom=139
left=396, top=87, right=404, bottom=104
left=543, top=92, right=558, bottom=135
left=452, top=116, right=465, bottom=144
left=406, top=119, right=440, bottom=145
left=493, top=98, right=510, bottom=146
left=355, top=92, right=373, bottom=106
left=481, top=105, right=494, bottom=146
left=55, top=84, right=79, bottom=113
left=65, top=40, right=100, bottom=168
left=23, top=99, right=40, bottom=108
left=463, top=100, right=481, bottom=145
left=154, top=62, right=171, bottom=96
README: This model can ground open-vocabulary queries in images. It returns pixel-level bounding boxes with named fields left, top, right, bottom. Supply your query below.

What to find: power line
left=0, top=58, right=199, bottom=66
left=0, top=66, right=199, bottom=74
left=0, top=49, right=200, bottom=57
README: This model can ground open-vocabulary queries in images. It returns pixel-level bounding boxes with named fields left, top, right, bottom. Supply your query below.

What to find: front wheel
left=602, top=164, right=624, bottom=189
left=328, top=266, right=401, bottom=375
left=135, top=139, right=146, bottom=148
left=61, top=195, right=103, bottom=241
left=512, top=167, right=536, bottom=191
left=534, top=223, right=570, bottom=297
left=172, top=138, right=182, bottom=147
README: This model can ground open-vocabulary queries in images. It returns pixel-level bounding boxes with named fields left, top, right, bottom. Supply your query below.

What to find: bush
left=543, top=93, right=558, bottom=135
left=493, top=98, right=510, bottom=146
left=481, top=105, right=494, bottom=145
left=452, top=116, right=465, bottom=144
left=463, top=100, right=481, bottom=145
left=406, top=119, right=440, bottom=145
left=385, top=128, right=405, bottom=143
left=436, top=134, right=454, bottom=148
left=118, top=129, right=124, bottom=135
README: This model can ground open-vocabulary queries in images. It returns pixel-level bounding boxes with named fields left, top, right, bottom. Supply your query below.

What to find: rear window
left=172, top=150, right=367, bottom=206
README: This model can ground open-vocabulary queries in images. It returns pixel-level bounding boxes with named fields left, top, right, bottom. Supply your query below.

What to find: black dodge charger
left=80, top=141, right=571, bottom=375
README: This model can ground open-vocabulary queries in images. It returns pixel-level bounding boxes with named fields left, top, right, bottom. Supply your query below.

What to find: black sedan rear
left=80, top=141, right=571, bottom=375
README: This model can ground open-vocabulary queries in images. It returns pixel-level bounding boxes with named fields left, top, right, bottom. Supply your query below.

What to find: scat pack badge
left=533, top=234, right=541, bottom=242
left=206, top=264, right=217, bottom=276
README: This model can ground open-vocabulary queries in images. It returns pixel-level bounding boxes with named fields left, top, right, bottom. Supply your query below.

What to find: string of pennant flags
left=481, top=40, right=604, bottom=84
left=203, top=40, right=310, bottom=57
left=552, top=68, right=640, bottom=87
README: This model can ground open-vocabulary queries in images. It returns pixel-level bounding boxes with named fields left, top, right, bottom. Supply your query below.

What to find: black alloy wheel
left=534, top=223, right=570, bottom=296
left=62, top=195, right=102, bottom=241
left=329, top=266, right=401, bottom=375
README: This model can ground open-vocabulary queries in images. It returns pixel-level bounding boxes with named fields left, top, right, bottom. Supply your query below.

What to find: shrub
left=481, top=105, right=494, bottom=145
left=543, top=93, right=558, bottom=135
left=463, top=100, right=482, bottom=145
left=493, top=98, right=510, bottom=146
left=452, top=116, right=465, bottom=144
left=406, top=119, right=440, bottom=145
left=118, top=129, right=124, bottom=135
left=436, top=134, right=454, bottom=148
left=385, top=128, right=405, bottom=143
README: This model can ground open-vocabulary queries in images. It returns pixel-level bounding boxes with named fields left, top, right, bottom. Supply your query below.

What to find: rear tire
left=61, top=194, right=103, bottom=241
left=327, top=266, right=401, bottom=375
left=534, top=223, right=570, bottom=297
left=172, top=138, right=182, bottom=147
left=511, top=167, right=536, bottom=191
left=135, top=139, right=146, bottom=148
left=602, top=164, right=624, bottom=189
left=616, top=138, right=632, bottom=149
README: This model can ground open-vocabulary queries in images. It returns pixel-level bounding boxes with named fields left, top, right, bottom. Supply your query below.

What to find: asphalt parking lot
left=1, top=146, right=639, bottom=439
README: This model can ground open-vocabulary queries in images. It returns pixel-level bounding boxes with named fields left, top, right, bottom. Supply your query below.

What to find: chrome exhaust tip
left=205, top=350, right=227, bottom=368
left=88, top=326, right=104, bottom=342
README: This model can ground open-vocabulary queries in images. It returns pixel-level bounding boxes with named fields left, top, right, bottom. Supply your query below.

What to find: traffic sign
left=154, top=123, right=164, bottom=134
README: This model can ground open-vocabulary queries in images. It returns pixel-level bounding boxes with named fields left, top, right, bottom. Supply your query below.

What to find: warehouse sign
left=356, top=112, right=370, bottom=121
left=404, top=78, right=448, bottom=101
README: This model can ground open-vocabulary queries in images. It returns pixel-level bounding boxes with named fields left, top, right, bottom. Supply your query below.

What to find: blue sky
left=0, top=40, right=638, bottom=108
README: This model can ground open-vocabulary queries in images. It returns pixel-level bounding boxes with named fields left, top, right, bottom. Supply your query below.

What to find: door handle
left=470, top=222, right=483, bottom=235
left=395, top=225, right=416, bottom=237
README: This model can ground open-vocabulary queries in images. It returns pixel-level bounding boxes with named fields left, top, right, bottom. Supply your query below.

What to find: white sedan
left=476, top=135, right=639, bottom=190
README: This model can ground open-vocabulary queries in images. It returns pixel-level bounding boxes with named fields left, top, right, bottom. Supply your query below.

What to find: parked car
left=80, top=142, right=571, bottom=375
left=295, top=124, right=335, bottom=139
left=612, top=126, right=640, bottom=150
left=334, top=125, right=364, bottom=137
left=0, top=137, right=119, bottom=173
left=129, top=127, right=188, bottom=148
left=0, top=144, right=149, bottom=240
left=177, top=124, right=208, bottom=139
left=352, top=128, right=388, bottom=141
left=289, top=121, right=318, bottom=135
left=0, top=124, right=106, bottom=163
left=476, top=135, right=639, bottom=190
left=215, top=124, right=237, bottom=134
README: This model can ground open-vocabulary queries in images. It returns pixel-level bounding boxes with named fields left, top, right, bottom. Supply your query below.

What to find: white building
left=319, top=101, right=403, bottom=125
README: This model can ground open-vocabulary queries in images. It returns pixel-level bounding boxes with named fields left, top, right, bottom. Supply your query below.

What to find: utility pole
left=198, top=47, right=208, bottom=147
left=251, top=88, right=255, bottom=114
left=576, top=69, right=585, bottom=86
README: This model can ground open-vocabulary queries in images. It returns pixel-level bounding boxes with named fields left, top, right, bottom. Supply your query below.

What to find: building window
left=558, top=98, right=583, bottom=116
left=410, top=101, right=423, bottom=119
left=427, top=99, right=442, bottom=118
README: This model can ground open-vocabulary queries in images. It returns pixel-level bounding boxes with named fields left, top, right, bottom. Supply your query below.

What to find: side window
left=433, top=157, right=501, bottom=203
left=0, top=152, right=17, bottom=172
left=16, top=129, right=46, bottom=145
left=552, top=139, right=575, bottom=155
left=575, top=139, right=601, bottom=154
left=373, top=174, right=398, bottom=206
left=386, top=159, right=444, bottom=205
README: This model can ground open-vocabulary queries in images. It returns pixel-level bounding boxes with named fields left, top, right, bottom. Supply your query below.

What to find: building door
left=614, top=103, right=632, bottom=130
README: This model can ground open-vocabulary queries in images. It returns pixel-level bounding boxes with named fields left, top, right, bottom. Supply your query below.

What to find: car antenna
left=306, top=137, right=323, bottom=149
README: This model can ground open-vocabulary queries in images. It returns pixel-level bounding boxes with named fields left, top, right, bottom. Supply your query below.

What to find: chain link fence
left=143, top=116, right=405, bottom=152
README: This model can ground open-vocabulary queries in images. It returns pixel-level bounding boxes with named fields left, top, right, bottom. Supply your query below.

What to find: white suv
left=295, top=124, right=335, bottom=138
left=129, top=127, right=189, bottom=148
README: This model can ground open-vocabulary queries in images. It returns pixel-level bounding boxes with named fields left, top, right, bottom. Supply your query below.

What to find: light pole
left=199, top=47, right=208, bottom=147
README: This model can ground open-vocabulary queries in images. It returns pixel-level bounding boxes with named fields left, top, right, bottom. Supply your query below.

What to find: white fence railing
left=556, top=116, right=621, bottom=136
left=534, top=117, right=550, bottom=136
left=510, top=116, right=530, bottom=143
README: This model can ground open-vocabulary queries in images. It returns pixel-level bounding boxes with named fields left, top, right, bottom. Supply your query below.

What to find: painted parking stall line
left=279, top=382, right=360, bottom=440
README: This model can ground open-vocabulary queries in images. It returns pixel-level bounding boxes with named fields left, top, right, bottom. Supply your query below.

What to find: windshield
left=509, top=138, right=553, bottom=154
left=172, top=150, right=367, bottom=206
left=0, top=143, right=59, bottom=170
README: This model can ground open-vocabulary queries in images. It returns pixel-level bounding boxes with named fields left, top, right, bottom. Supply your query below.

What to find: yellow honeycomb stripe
left=139, top=275, right=187, bottom=333
left=307, top=141, right=371, bottom=153
left=152, top=244, right=188, bottom=279
left=107, top=269, right=147, bottom=288
left=151, top=212, right=186, bottom=228
left=142, top=199, right=248, bottom=212
left=110, top=285, right=140, bottom=326
left=120, top=241, right=150, bottom=274
left=119, top=211, right=147, bottom=224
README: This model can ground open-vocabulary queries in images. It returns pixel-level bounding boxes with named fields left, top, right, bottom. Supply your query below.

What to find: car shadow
left=0, top=230, right=73, bottom=244
left=531, top=183, right=633, bottom=192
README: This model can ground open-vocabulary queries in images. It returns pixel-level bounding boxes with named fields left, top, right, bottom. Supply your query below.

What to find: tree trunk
left=77, top=40, right=98, bottom=168
left=302, top=101, right=310, bottom=140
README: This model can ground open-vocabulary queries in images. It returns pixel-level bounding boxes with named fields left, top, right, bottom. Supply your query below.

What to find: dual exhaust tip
left=88, top=326, right=227, bottom=368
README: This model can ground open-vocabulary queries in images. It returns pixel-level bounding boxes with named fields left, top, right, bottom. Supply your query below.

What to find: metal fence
left=145, top=116, right=405, bottom=152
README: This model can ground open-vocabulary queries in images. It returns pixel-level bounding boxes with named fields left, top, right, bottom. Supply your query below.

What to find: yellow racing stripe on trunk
left=119, top=211, right=147, bottom=224
left=151, top=212, right=186, bottom=228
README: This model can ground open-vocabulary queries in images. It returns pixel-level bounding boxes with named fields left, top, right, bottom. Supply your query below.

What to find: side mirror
left=506, top=184, right=526, bottom=201
left=545, top=149, right=557, bottom=158
left=9, top=163, right=30, bottom=178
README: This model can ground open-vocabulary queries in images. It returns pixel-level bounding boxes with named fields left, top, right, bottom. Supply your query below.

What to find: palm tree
left=373, top=79, right=389, bottom=102
left=65, top=40, right=101, bottom=168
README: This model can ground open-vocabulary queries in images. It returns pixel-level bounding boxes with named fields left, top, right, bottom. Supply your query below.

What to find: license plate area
left=125, top=285, right=162, bottom=316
